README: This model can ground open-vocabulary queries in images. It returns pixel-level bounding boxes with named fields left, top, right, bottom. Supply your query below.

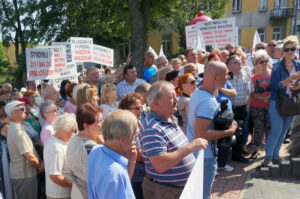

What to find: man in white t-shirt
left=44, top=113, right=77, bottom=199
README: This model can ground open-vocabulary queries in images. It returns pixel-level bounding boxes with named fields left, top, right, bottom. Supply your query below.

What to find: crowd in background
left=0, top=35, right=299, bottom=199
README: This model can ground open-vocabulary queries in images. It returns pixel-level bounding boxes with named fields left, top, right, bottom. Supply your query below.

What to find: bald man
left=187, top=61, right=238, bottom=199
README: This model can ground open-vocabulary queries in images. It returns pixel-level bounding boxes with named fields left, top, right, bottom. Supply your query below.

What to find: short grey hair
left=53, top=113, right=77, bottom=133
left=147, top=81, right=174, bottom=107
left=40, top=99, right=56, bottom=119
left=86, top=67, right=99, bottom=77
left=155, top=56, right=169, bottom=66
left=102, top=109, right=137, bottom=141
left=41, top=86, right=56, bottom=99
left=135, top=82, right=151, bottom=93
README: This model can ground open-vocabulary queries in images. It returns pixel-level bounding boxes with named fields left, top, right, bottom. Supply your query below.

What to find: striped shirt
left=140, top=112, right=196, bottom=187
left=229, top=71, right=254, bottom=106
left=117, top=78, right=145, bottom=99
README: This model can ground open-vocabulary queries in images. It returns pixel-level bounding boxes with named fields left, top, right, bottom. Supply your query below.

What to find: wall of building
left=226, top=0, right=294, bottom=51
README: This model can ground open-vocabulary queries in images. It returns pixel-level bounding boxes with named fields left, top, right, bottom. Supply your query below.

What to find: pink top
left=40, top=122, right=55, bottom=146
left=64, top=101, right=77, bottom=113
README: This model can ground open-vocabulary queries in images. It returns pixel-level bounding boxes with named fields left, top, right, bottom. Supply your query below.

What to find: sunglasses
left=129, top=107, right=142, bottom=111
left=228, top=72, right=234, bottom=80
left=256, top=47, right=265, bottom=50
left=268, top=44, right=276, bottom=47
left=283, top=47, right=297, bottom=52
left=14, top=107, right=25, bottom=112
left=258, top=60, right=269, bottom=64
left=189, top=80, right=196, bottom=85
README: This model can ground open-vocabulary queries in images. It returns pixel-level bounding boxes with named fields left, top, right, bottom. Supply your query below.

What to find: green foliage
left=0, top=43, right=9, bottom=73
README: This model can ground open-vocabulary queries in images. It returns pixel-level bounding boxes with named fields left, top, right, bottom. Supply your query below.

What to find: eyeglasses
left=129, top=107, right=142, bottom=111
left=14, top=107, right=25, bottom=112
left=188, top=80, right=196, bottom=85
left=283, top=47, right=297, bottom=52
left=258, top=60, right=269, bottom=64
left=225, top=47, right=234, bottom=50
left=46, top=109, right=58, bottom=113
left=268, top=44, right=276, bottom=47
left=256, top=47, right=265, bottom=50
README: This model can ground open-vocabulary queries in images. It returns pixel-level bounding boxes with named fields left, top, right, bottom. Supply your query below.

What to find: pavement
left=210, top=143, right=300, bottom=199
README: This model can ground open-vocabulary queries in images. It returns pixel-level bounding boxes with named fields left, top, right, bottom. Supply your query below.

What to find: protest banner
left=52, top=42, right=72, bottom=62
left=197, top=17, right=238, bottom=48
left=70, top=37, right=93, bottom=62
left=180, top=150, right=204, bottom=199
left=185, top=24, right=198, bottom=49
left=26, top=48, right=55, bottom=81
left=39, top=45, right=66, bottom=70
left=92, top=44, right=114, bottom=67
left=52, top=62, right=78, bottom=90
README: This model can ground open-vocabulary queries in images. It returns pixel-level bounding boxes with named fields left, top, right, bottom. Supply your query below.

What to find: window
left=120, top=43, right=130, bottom=59
left=273, top=27, right=282, bottom=40
left=162, top=34, right=172, bottom=56
left=257, top=28, right=265, bottom=42
left=259, top=0, right=268, bottom=11
left=232, top=0, right=242, bottom=12
left=274, top=0, right=288, bottom=9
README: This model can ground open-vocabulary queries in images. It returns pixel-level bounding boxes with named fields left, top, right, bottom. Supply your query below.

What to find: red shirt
left=250, top=74, right=271, bottom=108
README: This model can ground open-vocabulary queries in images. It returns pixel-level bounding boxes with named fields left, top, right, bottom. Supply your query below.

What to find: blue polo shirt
left=87, top=145, right=135, bottom=199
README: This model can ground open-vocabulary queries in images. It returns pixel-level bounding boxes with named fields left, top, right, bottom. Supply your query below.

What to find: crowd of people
left=0, top=34, right=299, bottom=199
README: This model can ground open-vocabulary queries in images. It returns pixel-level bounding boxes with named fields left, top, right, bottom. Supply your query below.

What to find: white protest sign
left=70, top=37, right=93, bottom=62
left=52, top=62, right=78, bottom=90
left=26, top=48, right=55, bottom=81
left=197, top=17, right=238, bottom=48
left=92, top=44, right=114, bottom=67
left=52, top=42, right=72, bottom=62
left=180, top=150, right=204, bottom=199
left=39, top=45, right=66, bottom=69
left=185, top=24, right=198, bottom=49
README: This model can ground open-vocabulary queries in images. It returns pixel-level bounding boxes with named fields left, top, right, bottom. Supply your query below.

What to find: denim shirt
left=270, top=58, right=300, bottom=100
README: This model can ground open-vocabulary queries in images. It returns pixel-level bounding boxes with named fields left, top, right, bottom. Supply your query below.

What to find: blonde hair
left=76, top=84, right=98, bottom=108
left=157, top=65, right=173, bottom=80
left=283, top=35, right=299, bottom=48
left=100, top=83, right=116, bottom=105
left=253, top=50, right=270, bottom=65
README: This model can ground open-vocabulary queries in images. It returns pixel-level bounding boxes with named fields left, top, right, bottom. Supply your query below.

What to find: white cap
left=20, top=87, right=27, bottom=92
left=5, top=100, right=25, bottom=118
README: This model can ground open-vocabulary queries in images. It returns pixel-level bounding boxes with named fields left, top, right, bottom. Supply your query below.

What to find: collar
left=182, top=92, right=190, bottom=98
left=102, top=145, right=128, bottom=170
left=148, top=111, right=175, bottom=125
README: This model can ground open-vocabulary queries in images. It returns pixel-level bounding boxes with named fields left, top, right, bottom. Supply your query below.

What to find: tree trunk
left=128, top=0, right=150, bottom=78
left=13, top=0, right=26, bottom=88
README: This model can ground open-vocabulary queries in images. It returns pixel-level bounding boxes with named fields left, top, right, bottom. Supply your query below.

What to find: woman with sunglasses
left=175, top=73, right=197, bottom=134
left=118, top=92, right=145, bottom=199
left=250, top=50, right=272, bottom=159
left=264, top=36, right=300, bottom=166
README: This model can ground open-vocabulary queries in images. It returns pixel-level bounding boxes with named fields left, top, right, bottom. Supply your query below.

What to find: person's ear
left=83, top=123, right=89, bottom=129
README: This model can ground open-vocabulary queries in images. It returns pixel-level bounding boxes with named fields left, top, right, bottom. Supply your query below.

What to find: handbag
left=276, top=91, right=300, bottom=116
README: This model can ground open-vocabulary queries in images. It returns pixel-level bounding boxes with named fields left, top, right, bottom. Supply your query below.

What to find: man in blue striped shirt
left=140, top=81, right=208, bottom=199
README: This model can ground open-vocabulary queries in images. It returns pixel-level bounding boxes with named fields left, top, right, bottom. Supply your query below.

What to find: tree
left=166, top=0, right=230, bottom=54
left=0, top=0, right=46, bottom=87
left=0, top=43, right=9, bottom=76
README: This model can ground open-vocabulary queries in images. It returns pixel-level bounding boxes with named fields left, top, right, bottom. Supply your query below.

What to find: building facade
left=226, top=0, right=294, bottom=50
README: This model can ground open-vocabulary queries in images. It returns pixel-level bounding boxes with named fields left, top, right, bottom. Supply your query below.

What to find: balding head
left=203, top=61, right=229, bottom=89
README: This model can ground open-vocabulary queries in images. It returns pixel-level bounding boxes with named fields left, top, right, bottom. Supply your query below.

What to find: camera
left=213, top=99, right=242, bottom=146
left=214, top=99, right=234, bottom=131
